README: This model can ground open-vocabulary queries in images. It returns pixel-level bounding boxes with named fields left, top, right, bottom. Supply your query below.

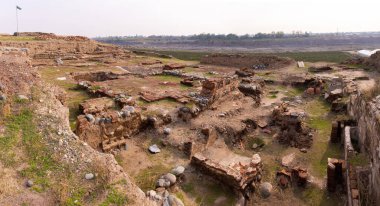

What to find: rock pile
left=146, top=166, right=185, bottom=205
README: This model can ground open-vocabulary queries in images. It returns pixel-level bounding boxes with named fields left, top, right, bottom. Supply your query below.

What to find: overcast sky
left=1, top=0, right=380, bottom=37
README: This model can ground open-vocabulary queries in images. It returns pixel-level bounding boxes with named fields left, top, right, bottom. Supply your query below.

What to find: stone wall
left=199, top=76, right=239, bottom=107
left=348, top=92, right=380, bottom=204
left=76, top=109, right=142, bottom=152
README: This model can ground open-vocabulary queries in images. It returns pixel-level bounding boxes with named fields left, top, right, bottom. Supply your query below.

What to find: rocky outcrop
left=365, top=51, right=380, bottom=69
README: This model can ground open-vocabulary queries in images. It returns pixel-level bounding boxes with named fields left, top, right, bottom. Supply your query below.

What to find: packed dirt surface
left=1, top=33, right=379, bottom=206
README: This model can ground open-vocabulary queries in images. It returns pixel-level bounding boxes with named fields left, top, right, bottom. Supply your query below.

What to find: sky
left=1, top=0, right=380, bottom=37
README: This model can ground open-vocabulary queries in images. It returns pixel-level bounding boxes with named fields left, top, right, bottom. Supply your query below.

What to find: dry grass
left=363, top=78, right=380, bottom=101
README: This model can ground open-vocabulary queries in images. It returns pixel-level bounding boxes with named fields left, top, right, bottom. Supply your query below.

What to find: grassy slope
left=133, top=49, right=352, bottom=63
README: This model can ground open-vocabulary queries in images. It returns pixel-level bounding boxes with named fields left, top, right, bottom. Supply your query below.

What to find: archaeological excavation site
left=1, top=32, right=380, bottom=206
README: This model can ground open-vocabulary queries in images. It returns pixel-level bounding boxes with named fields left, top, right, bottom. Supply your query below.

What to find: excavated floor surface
left=2, top=35, right=378, bottom=206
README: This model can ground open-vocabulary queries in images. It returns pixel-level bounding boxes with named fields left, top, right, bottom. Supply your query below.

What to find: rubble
left=79, top=97, right=115, bottom=114
left=149, top=144, right=161, bottom=154
left=235, top=67, right=255, bottom=77
left=163, top=63, right=186, bottom=70
left=272, top=103, right=313, bottom=148
left=325, top=88, right=343, bottom=103
left=238, top=83, right=262, bottom=101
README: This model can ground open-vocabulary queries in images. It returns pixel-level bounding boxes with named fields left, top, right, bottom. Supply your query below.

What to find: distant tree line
left=94, top=31, right=313, bottom=42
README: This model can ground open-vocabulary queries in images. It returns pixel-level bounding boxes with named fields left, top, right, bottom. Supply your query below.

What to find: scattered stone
left=26, top=180, right=34, bottom=187
left=85, top=114, right=95, bottom=122
left=252, top=143, right=258, bottom=149
left=171, top=166, right=185, bottom=176
left=259, top=182, right=273, bottom=198
left=297, top=61, right=305, bottom=68
left=56, top=77, right=66, bottom=81
left=299, top=148, right=307, bottom=153
left=281, top=153, right=296, bottom=167
left=147, top=190, right=156, bottom=198
left=251, top=154, right=262, bottom=165
left=156, top=178, right=166, bottom=187
left=85, top=173, right=95, bottom=180
left=163, top=127, right=171, bottom=135
left=17, top=95, right=28, bottom=100
left=122, top=106, right=135, bottom=113
left=56, top=57, right=64, bottom=65
left=0, top=94, right=6, bottom=101
left=163, top=173, right=177, bottom=184
left=149, top=144, right=161, bottom=154
left=257, top=120, right=268, bottom=128
left=325, top=88, right=343, bottom=103
left=165, top=195, right=184, bottom=206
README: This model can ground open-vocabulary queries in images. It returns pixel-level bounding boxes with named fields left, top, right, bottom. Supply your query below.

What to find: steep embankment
left=0, top=48, right=155, bottom=205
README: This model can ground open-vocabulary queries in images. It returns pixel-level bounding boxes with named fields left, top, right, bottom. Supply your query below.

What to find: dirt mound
left=15, top=32, right=89, bottom=41
left=200, top=53, right=294, bottom=69
left=365, top=51, right=380, bottom=69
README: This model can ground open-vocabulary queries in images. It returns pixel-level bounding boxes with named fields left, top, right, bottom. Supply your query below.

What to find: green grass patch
left=297, top=186, right=341, bottom=206
left=154, top=74, right=183, bottom=83
left=181, top=181, right=236, bottom=205
left=134, top=164, right=169, bottom=192
left=304, top=99, right=342, bottom=177
left=133, top=49, right=351, bottom=63
left=246, top=136, right=265, bottom=149
left=99, top=188, right=129, bottom=206
left=0, top=36, right=39, bottom=41
left=17, top=110, right=59, bottom=191
left=64, top=189, right=86, bottom=206
left=349, top=153, right=370, bottom=167
left=268, top=94, right=277, bottom=99
left=0, top=108, right=60, bottom=192
left=135, top=49, right=209, bottom=61
left=276, top=51, right=352, bottom=63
